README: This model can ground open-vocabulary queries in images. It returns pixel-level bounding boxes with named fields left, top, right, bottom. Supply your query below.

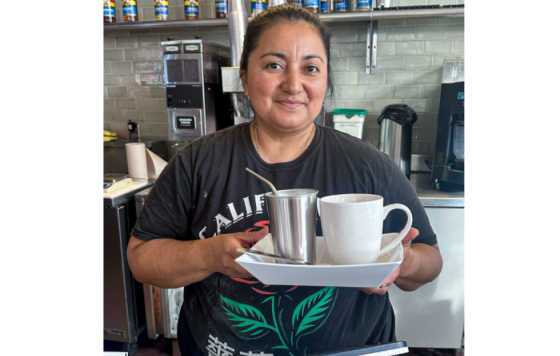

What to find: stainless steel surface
left=319, top=7, right=463, bottom=21
left=264, top=189, right=318, bottom=265
left=167, top=108, right=204, bottom=141
left=390, top=207, right=464, bottom=348
left=142, top=283, right=158, bottom=339
left=227, top=0, right=248, bottom=119
left=104, top=205, right=135, bottom=343
left=104, top=173, right=130, bottom=183
left=227, top=0, right=247, bottom=67
left=163, top=53, right=203, bottom=85
left=379, top=119, right=411, bottom=177
left=411, top=153, right=432, bottom=172
left=221, top=67, right=244, bottom=93
left=246, top=168, right=278, bottom=195
left=237, top=247, right=312, bottom=265
left=410, top=173, right=464, bottom=208
left=366, top=19, right=378, bottom=75
left=105, top=8, right=463, bottom=30
left=104, top=180, right=153, bottom=207
left=104, top=18, right=228, bottom=30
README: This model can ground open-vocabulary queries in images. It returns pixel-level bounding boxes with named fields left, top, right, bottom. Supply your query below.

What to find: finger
left=359, top=285, right=390, bottom=295
left=238, top=226, right=269, bottom=245
left=401, top=227, right=419, bottom=246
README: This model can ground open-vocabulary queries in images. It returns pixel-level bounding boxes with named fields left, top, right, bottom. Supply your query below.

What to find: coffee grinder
left=431, top=58, right=464, bottom=191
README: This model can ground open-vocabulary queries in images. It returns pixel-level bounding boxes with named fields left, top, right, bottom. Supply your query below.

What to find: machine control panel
left=177, top=116, right=196, bottom=129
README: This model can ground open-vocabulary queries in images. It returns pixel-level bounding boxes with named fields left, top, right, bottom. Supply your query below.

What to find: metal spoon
left=237, top=247, right=312, bottom=265
left=245, top=168, right=278, bottom=195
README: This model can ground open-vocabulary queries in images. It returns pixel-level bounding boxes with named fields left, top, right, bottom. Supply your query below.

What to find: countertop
left=410, top=173, right=464, bottom=208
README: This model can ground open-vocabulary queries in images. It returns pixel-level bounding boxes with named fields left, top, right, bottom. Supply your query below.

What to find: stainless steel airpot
left=377, top=104, right=418, bottom=179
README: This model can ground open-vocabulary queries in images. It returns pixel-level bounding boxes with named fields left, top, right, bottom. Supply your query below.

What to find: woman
left=127, top=5, right=443, bottom=355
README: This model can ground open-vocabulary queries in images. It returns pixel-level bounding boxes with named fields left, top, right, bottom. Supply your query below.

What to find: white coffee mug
left=317, top=194, right=413, bottom=265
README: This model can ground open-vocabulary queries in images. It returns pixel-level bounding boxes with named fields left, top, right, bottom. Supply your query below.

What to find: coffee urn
left=377, top=104, right=417, bottom=179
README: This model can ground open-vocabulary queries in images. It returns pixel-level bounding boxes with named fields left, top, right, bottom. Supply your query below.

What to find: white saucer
left=235, top=234, right=403, bottom=288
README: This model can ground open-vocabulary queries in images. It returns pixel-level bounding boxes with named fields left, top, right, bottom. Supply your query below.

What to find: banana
left=104, top=136, right=117, bottom=142
left=103, top=130, right=118, bottom=137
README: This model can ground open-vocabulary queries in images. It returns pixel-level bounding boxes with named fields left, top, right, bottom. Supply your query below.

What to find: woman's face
left=241, top=21, right=328, bottom=133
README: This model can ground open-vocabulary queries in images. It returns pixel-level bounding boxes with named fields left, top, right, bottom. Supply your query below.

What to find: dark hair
left=239, top=4, right=334, bottom=101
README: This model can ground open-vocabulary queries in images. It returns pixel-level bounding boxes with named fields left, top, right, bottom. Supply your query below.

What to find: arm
left=127, top=227, right=269, bottom=289
left=394, top=241, right=442, bottom=291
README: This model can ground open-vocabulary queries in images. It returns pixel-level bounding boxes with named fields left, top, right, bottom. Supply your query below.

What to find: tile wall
left=104, top=0, right=464, bottom=154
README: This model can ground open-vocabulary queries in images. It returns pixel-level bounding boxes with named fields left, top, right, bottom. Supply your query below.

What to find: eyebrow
left=260, top=52, right=325, bottom=63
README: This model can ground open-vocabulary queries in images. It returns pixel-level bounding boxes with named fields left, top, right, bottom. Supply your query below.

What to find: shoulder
left=175, top=123, right=248, bottom=161
left=319, top=125, right=395, bottom=168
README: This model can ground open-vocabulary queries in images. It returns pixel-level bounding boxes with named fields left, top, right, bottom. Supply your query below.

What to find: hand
left=206, top=227, right=269, bottom=278
left=359, top=227, right=419, bottom=295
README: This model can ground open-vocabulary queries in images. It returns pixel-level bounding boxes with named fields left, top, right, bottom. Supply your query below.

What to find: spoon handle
left=245, top=168, right=278, bottom=195
left=237, top=247, right=312, bottom=265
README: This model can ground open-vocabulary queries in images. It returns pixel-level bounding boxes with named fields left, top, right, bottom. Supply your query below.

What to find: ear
left=239, top=69, right=249, bottom=96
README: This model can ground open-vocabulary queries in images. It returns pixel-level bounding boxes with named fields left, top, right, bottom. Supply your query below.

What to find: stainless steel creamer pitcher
left=264, top=189, right=318, bottom=265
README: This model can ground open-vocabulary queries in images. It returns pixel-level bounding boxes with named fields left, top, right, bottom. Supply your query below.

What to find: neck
left=251, top=120, right=315, bottom=164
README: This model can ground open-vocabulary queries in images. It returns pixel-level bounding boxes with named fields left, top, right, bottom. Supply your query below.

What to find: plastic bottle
left=216, top=0, right=227, bottom=18
left=303, top=0, right=319, bottom=13
left=288, top=0, right=303, bottom=7
left=122, top=0, right=139, bottom=22
left=154, top=0, right=169, bottom=21
left=184, top=0, right=199, bottom=19
left=251, top=0, right=266, bottom=17
left=104, top=0, right=116, bottom=22
left=334, top=0, right=348, bottom=12
left=320, top=0, right=329, bottom=13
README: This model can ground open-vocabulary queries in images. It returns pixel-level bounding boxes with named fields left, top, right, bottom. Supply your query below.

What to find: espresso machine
left=161, top=38, right=234, bottom=141
left=431, top=57, right=465, bottom=191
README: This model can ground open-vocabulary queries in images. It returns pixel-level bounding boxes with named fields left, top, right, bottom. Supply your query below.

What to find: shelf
left=103, top=7, right=464, bottom=31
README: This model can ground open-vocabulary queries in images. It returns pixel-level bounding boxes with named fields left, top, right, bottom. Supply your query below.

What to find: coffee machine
left=161, top=38, right=234, bottom=141
left=431, top=57, right=464, bottom=191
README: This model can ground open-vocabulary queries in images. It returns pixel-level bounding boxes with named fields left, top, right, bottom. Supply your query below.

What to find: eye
left=266, top=62, right=282, bottom=70
left=306, top=65, right=319, bottom=73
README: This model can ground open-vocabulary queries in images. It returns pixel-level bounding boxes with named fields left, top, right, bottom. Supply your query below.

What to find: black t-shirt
left=132, top=122, right=437, bottom=356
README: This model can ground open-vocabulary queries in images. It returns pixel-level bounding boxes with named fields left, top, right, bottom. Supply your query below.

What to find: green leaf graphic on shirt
left=291, top=286, right=338, bottom=348
left=220, top=295, right=274, bottom=338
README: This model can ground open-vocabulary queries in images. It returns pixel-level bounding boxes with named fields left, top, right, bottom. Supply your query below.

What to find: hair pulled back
left=239, top=4, right=334, bottom=100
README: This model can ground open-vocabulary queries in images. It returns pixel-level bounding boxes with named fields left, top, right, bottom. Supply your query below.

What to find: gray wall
left=104, top=0, right=464, bottom=154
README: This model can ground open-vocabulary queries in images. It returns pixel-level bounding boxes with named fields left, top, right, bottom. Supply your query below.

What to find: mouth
left=277, top=100, right=304, bottom=109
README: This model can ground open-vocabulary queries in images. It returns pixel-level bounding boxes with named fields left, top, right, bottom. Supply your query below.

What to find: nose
left=280, top=67, right=303, bottom=94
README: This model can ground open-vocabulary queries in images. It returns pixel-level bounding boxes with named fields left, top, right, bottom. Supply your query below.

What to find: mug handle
left=378, top=204, right=413, bottom=257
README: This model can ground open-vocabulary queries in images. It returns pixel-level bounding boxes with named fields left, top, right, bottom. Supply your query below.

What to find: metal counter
left=410, top=173, right=464, bottom=208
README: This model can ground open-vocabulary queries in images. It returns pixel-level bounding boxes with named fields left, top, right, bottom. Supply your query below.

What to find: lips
left=277, top=100, right=303, bottom=109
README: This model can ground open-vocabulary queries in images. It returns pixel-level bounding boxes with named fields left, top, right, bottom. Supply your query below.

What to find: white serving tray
left=235, top=234, right=403, bottom=288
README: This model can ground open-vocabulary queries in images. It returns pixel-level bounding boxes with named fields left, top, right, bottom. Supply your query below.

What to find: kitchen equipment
left=161, top=38, right=233, bottom=141
left=377, top=104, right=417, bottom=179
left=236, top=247, right=312, bottom=265
left=264, top=189, right=318, bottom=265
left=135, top=187, right=185, bottom=340
left=104, top=178, right=153, bottom=353
left=332, top=108, right=367, bottom=139
left=317, top=194, right=412, bottom=265
left=245, top=168, right=278, bottom=195
left=431, top=57, right=464, bottom=191
left=235, top=233, right=402, bottom=287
